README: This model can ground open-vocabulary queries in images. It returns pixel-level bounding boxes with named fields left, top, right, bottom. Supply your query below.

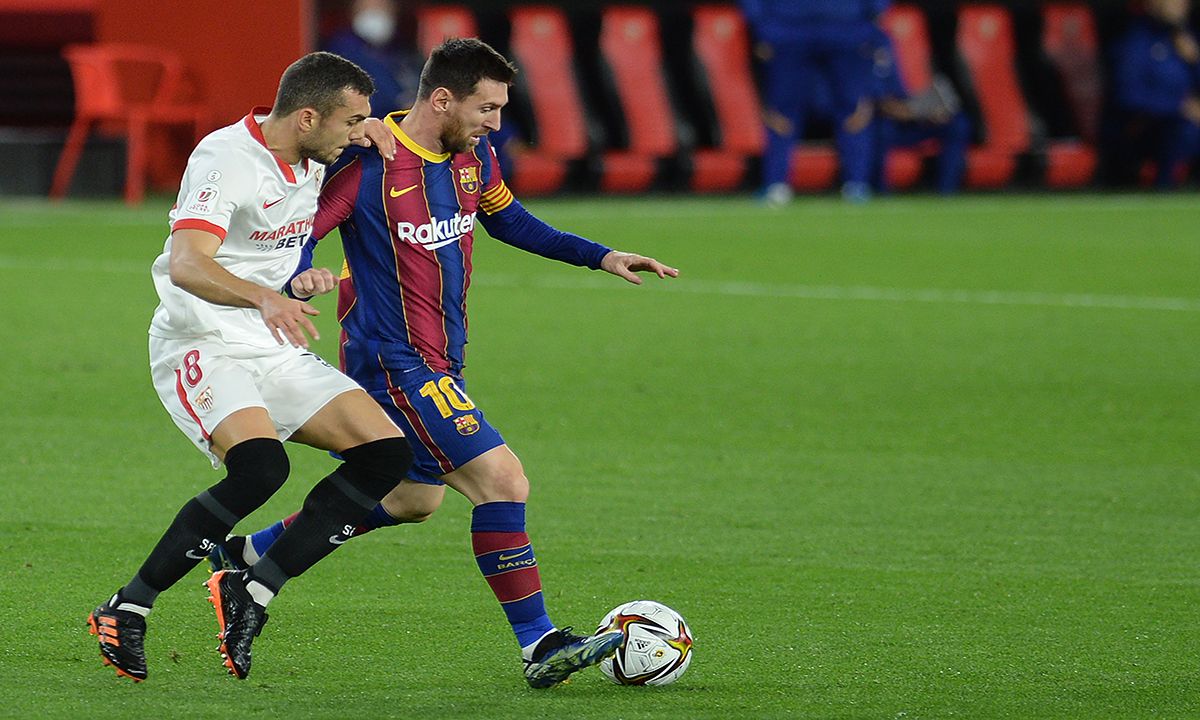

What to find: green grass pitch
left=0, top=194, right=1197, bottom=719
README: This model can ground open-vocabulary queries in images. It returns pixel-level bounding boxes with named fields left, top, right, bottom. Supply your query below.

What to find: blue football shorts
left=343, top=342, right=504, bottom=485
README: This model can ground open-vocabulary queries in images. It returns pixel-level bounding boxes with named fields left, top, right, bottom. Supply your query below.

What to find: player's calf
left=89, top=438, right=289, bottom=681
left=203, top=437, right=414, bottom=677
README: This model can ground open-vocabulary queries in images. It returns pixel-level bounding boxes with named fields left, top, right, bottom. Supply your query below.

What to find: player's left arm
left=480, top=201, right=677, bottom=284
left=476, top=139, right=677, bottom=284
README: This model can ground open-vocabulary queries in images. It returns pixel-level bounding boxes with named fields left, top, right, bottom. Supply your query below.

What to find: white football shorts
left=149, top=335, right=362, bottom=467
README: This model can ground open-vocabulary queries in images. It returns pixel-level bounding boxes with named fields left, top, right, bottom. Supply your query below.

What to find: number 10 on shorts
left=419, top=377, right=475, bottom=418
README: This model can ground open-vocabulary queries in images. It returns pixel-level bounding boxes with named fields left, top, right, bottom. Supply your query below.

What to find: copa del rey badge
left=458, top=166, right=479, bottom=194
left=186, top=183, right=220, bottom=214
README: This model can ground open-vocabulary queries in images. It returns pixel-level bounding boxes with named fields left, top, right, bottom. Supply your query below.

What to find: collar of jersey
left=243, top=106, right=307, bottom=184
left=384, top=111, right=450, bottom=163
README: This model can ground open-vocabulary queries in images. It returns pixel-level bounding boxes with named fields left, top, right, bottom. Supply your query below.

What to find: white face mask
left=353, top=8, right=395, bottom=46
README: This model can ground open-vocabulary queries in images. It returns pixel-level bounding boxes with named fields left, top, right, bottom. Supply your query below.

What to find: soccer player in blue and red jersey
left=209, top=38, right=679, bottom=688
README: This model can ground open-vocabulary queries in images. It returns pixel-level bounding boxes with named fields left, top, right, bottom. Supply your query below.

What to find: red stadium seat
left=598, top=6, right=678, bottom=192
left=506, top=6, right=590, bottom=195
left=957, top=4, right=1098, bottom=189
left=788, top=145, right=839, bottom=191
left=49, top=43, right=208, bottom=205
left=879, top=4, right=937, bottom=189
left=881, top=4, right=934, bottom=94
left=1042, top=3, right=1102, bottom=143
left=1041, top=3, right=1101, bottom=187
left=956, top=5, right=1029, bottom=188
left=416, top=5, right=478, bottom=57
left=689, top=4, right=763, bottom=192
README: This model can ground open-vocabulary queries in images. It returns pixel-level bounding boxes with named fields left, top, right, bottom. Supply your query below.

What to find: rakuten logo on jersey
left=249, top=217, right=314, bottom=252
left=396, top=212, right=475, bottom=251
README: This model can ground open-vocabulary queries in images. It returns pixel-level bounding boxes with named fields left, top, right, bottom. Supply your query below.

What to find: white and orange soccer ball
left=596, top=600, right=694, bottom=686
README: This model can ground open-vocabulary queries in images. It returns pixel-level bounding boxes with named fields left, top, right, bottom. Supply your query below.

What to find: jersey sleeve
left=313, top=155, right=364, bottom=241
left=476, top=138, right=515, bottom=216
left=168, top=142, right=253, bottom=241
left=286, top=151, right=365, bottom=296
left=474, top=139, right=610, bottom=269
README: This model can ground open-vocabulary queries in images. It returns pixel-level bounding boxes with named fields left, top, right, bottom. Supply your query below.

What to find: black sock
left=120, top=438, right=289, bottom=607
left=121, top=493, right=237, bottom=606
left=247, top=469, right=379, bottom=595
left=249, top=437, right=412, bottom=595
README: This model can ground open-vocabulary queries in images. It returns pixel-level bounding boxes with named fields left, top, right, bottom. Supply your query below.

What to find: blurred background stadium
left=2, top=3, right=1198, bottom=718
left=0, top=0, right=1194, bottom=201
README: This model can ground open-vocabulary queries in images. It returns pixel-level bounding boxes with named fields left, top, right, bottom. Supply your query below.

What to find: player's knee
left=382, top=491, right=443, bottom=523
left=484, top=472, right=529, bottom=503
left=395, top=506, right=438, bottom=524
left=208, top=437, right=290, bottom=517
left=339, top=436, right=416, bottom=502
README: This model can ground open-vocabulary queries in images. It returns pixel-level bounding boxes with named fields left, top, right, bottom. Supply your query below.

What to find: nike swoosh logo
left=390, top=184, right=419, bottom=198
left=498, top=548, right=531, bottom=561
left=185, top=549, right=208, bottom=560
left=263, top=196, right=285, bottom=209
left=329, top=535, right=349, bottom=545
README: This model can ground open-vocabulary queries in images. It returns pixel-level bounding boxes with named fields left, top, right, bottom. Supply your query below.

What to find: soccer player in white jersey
left=87, top=52, right=414, bottom=683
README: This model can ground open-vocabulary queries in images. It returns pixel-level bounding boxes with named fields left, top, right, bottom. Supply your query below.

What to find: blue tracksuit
left=862, top=32, right=971, bottom=194
left=741, top=1, right=887, bottom=191
left=1109, top=17, right=1200, bottom=187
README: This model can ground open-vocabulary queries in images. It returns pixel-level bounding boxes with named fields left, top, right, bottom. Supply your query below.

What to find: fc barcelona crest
left=458, top=166, right=480, bottom=194
left=454, top=414, right=480, bottom=436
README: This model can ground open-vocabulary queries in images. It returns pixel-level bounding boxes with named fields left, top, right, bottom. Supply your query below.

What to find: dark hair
left=416, top=38, right=517, bottom=100
left=273, top=51, right=375, bottom=117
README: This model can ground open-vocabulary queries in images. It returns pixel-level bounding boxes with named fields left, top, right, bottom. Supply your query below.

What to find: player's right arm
left=169, top=227, right=323, bottom=348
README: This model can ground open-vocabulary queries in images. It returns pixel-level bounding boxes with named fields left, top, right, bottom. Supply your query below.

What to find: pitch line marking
left=473, top=274, right=1200, bottom=313
left=2, top=255, right=1197, bottom=313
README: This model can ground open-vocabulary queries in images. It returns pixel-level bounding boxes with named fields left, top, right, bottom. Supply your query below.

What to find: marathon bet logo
left=396, top=211, right=476, bottom=251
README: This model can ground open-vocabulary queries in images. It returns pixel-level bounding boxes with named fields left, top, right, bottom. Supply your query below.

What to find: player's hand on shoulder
left=600, top=250, right=680, bottom=286
left=256, top=292, right=322, bottom=349
left=290, top=267, right=339, bottom=299
left=354, top=117, right=397, bottom=161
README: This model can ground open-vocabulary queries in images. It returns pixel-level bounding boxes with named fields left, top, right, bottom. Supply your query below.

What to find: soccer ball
left=596, top=600, right=694, bottom=686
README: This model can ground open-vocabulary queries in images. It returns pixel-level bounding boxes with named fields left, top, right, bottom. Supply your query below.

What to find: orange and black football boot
left=87, top=599, right=149, bottom=682
left=205, top=570, right=268, bottom=679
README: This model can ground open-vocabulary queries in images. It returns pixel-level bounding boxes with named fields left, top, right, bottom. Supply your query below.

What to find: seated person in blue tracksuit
left=741, top=0, right=889, bottom=204
left=1107, top=0, right=1200, bottom=188
left=851, top=28, right=971, bottom=195
left=868, top=29, right=969, bottom=194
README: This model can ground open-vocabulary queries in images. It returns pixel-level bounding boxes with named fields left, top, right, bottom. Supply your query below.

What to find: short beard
left=297, top=134, right=341, bottom=165
left=301, top=146, right=340, bottom=165
left=440, top=117, right=472, bottom=154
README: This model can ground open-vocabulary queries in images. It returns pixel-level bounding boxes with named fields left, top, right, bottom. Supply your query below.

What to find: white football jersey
left=149, top=108, right=325, bottom=347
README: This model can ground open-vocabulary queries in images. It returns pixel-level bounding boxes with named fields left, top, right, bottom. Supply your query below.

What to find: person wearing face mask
left=324, top=0, right=421, bottom=117
left=1105, top=0, right=1200, bottom=187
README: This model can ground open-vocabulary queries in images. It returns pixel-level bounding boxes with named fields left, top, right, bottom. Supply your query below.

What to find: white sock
left=242, top=539, right=261, bottom=566
left=245, top=579, right=275, bottom=607
left=521, top=627, right=558, bottom=660
left=110, top=593, right=150, bottom=617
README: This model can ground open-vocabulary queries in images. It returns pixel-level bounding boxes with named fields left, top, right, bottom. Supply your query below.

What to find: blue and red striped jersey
left=306, top=111, right=611, bottom=374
